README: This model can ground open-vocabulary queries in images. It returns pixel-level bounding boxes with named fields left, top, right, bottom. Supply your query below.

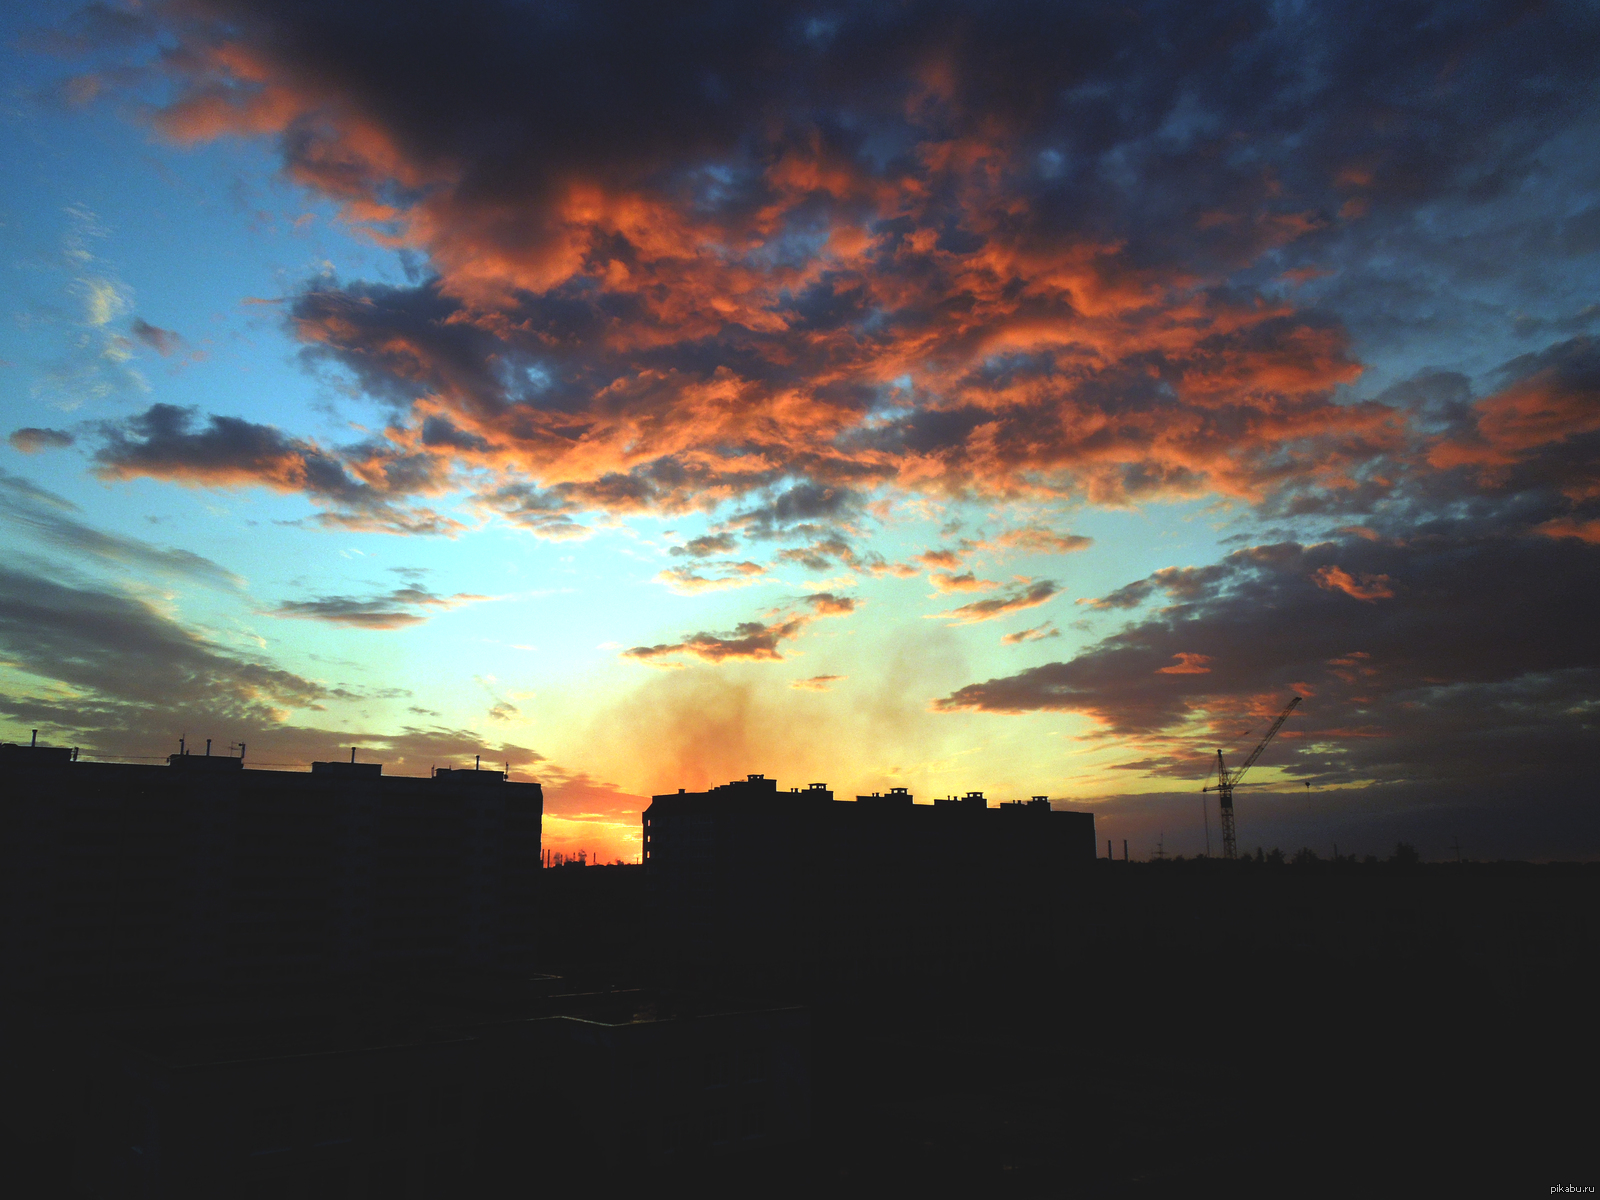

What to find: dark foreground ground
left=738, top=860, right=1596, bottom=1196
left=6, top=859, right=1596, bottom=1195
left=491, top=860, right=1599, bottom=1193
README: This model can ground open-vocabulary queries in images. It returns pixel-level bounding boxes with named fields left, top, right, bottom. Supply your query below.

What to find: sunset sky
left=2, top=1, right=1596, bottom=862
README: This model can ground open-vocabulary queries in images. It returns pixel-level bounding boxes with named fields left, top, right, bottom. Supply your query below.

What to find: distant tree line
left=1139, top=842, right=1430, bottom=867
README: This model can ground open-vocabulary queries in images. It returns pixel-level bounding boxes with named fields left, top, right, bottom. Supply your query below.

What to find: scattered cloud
left=9, top=428, right=74, bottom=453
left=0, top=469, right=242, bottom=589
left=655, top=560, right=766, bottom=594
left=995, top=528, right=1093, bottom=555
left=623, top=617, right=807, bottom=665
left=932, top=579, right=1060, bottom=625
left=670, top=532, right=739, bottom=558
left=1002, top=621, right=1060, bottom=645
left=623, top=591, right=858, bottom=665
left=273, top=584, right=490, bottom=629
left=0, top=566, right=329, bottom=731
left=129, top=317, right=180, bottom=355
left=930, top=570, right=998, bottom=593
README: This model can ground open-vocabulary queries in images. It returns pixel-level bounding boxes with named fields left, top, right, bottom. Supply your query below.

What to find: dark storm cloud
left=1428, top=335, right=1600, bottom=511
left=290, top=281, right=515, bottom=413
left=936, top=527, right=1600, bottom=794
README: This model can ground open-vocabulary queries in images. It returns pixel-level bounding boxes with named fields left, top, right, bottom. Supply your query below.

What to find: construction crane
left=1202, top=695, right=1301, bottom=860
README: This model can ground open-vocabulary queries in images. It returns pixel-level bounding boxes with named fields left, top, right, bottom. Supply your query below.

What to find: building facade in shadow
left=0, top=742, right=542, bottom=997
left=643, top=775, right=1097, bottom=983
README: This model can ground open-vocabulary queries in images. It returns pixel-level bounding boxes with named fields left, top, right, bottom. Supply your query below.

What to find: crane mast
left=1205, top=695, right=1301, bottom=859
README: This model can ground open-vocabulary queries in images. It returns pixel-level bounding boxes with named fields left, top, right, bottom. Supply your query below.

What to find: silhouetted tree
left=1389, top=842, right=1420, bottom=867
left=1266, top=848, right=1286, bottom=866
left=1292, top=847, right=1320, bottom=866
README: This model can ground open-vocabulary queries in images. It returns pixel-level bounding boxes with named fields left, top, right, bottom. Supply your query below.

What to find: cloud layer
left=15, top=1, right=1600, bottom=856
left=46, top=0, right=1597, bottom=538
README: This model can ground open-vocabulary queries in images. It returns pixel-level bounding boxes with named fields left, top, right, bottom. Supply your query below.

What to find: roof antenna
left=180, top=735, right=186, bottom=756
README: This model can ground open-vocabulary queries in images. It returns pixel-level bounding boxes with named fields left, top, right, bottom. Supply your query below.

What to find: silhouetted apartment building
left=643, top=775, right=1096, bottom=976
left=0, top=742, right=542, bottom=993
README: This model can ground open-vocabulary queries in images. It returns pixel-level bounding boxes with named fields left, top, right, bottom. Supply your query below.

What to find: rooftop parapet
left=167, top=753, right=243, bottom=771
left=0, top=742, right=74, bottom=765
left=856, top=788, right=914, bottom=806
left=434, top=766, right=506, bottom=784
left=311, top=760, right=382, bottom=777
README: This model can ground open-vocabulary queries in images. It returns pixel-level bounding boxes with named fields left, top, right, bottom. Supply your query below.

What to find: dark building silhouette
left=0, top=741, right=542, bottom=995
left=643, top=775, right=1096, bottom=978
left=1, top=743, right=816, bottom=1194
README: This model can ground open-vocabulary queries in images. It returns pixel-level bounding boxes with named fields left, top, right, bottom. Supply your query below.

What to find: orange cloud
left=791, top=674, right=845, bottom=691
left=622, top=592, right=857, bottom=665
left=994, top=527, right=1092, bottom=554
left=1312, top=565, right=1394, bottom=601
left=95, top=11, right=1402, bottom=526
left=1535, top=517, right=1600, bottom=543
left=655, top=561, right=767, bottom=594
left=1157, top=652, right=1213, bottom=675
left=932, top=579, right=1059, bottom=624
left=1002, top=621, right=1059, bottom=645
left=930, top=570, right=998, bottom=593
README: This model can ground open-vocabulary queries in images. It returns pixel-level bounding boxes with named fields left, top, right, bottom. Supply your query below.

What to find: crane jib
left=1207, top=695, right=1301, bottom=861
